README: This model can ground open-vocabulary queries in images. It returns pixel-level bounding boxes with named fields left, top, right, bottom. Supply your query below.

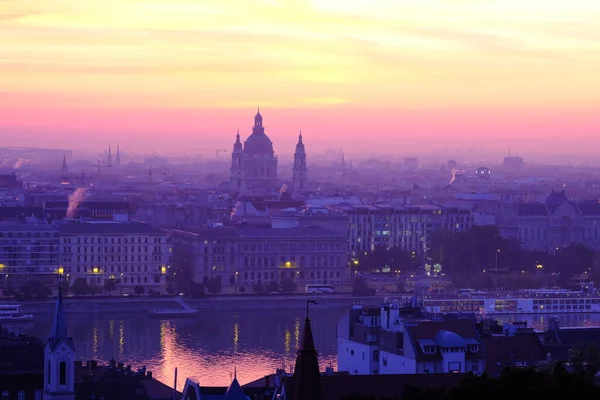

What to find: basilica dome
left=244, top=131, right=274, bottom=155
left=244, top=110, right=274, bottom=155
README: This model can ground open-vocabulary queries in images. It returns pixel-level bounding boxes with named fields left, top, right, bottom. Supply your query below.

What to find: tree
left=356, top=246, right=413, bottom=273
left=280, top=278, right=297, bottom=293
left=89, top=284, right=102, bottom=296
left=21, top=280, right=52, bottom=300
left=351, top=276, right=375, bottom=296
left=134, top=285, right=145, bottom=295
left=267, top=280, right=279, bottom=293
left=205, top=276, right=222, bottom=294
left=166, top=283, right=175, bottom=295
left=189, top=282, right=205, bottom=298
left=557, top=243, right=595, bottom=277
left=2, top=286, right=15, bottom=298
left=252, top=282, right=265, bottom=294
left=70, top=278, right=90, bottom=296
left=103, top=280, right=116, bottom=295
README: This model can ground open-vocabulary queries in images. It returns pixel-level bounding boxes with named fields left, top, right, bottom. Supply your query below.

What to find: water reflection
left=14, top=308, right=599, bottom=387
left=16, top=307, right=346, bottom=387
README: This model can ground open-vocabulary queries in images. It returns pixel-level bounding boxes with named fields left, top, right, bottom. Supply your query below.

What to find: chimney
left=147, top=371, right=153, bottom=380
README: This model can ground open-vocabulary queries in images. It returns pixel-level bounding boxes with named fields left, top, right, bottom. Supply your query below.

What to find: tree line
left=353, top=225, right=600, bottom=289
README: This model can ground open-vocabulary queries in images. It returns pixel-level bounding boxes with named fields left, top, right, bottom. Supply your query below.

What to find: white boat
left=0, top=304, right=34, bottom=322
left=423, top=289, right=600, bottom=315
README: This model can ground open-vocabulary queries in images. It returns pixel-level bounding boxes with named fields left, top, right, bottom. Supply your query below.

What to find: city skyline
left=1, top=1, right=599, bottom=157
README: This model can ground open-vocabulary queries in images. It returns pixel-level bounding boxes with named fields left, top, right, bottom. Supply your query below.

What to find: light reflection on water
left=11, top=308, right=600, bottom=388
left=11, top=307, right=346, bottom=388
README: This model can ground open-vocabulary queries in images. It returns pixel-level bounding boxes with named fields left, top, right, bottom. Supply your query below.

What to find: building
left=172, top=224, right=350, bottom=293
left=329, top=203, right=474, bottom=261
left=180, top=372, right=251, bottom=400
left=43, top=201, right=130, bottom=221
left=230, top=110, right=309, bottom=198
left=503, top=153, right=523, bottom=170
left=337, top=302, right=485, bottom=376
left=58, top=222, right=171, bottom=293
left=276, top=304, right=466, bottom=400
left=496, top=190, right=600, bottom=252
left=0, top=223, right=60, bottom=290
left=230, top=110, right=279, bottom=197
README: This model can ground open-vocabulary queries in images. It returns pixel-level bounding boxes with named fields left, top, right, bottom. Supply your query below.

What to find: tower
left=292, top=131, right=307, bottom=193
left=289, top=301, right=322, bottom=400
left=116, top=144, right=121, bottom=166
left=107, top=144, right=112, bottom=166
left=230, top=129, right=244, bottom=191
left=61, top=154, right=68, bottom=179
left=44, top=284, right=76, bottom=400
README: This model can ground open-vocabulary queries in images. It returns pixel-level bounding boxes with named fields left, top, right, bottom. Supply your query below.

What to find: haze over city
left=4, top=2, right=600, bottom=400
left=1, top=0, right=600, bottom=160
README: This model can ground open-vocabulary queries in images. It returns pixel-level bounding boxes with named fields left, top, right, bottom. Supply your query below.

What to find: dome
left=244, top=131, right=274, bottom=155
left=435, top=330, right=466, bottom=348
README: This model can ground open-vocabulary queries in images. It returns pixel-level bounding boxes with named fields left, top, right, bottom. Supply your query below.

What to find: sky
left=1, top=0, right=599, bottom=159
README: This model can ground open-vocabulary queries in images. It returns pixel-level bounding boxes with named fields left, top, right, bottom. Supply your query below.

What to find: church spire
left=116, top=144, right=121, bottom=166
left=290, top=300, right=322, bottom=400
left=61, top=154, right=68, bottom=178
left=51, top=282, right=68, bottom=340
left=44, top=278, right=75, bottom=400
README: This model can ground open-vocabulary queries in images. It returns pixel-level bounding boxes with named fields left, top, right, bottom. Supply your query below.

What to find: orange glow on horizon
left=1, top=0, right=599, bottom=155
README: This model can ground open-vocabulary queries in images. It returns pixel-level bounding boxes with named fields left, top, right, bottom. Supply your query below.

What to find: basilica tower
left=292, top=131, right=307, bottom=193
left=230, top=130, right=244, bottom=191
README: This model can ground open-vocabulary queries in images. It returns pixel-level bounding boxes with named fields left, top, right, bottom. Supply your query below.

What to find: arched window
left=59, top=361, right=66, bottom=385
left=47, top=361, right=51, bottom=384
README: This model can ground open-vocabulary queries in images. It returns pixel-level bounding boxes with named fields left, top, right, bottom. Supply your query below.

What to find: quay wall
left=9, top=295, right=383, bottom=315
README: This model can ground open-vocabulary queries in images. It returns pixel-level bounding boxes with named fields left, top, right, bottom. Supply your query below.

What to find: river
left=5, top=308, right=600, bottom=388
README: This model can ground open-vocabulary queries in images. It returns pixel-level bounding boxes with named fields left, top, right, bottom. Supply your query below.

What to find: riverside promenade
left=6, top=294, right=383, bottom=315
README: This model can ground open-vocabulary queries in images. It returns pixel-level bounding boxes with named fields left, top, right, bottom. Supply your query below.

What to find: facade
left=172, top=225, right=350, bottom=292
left=0, top=223, right=60, bottom=290
left=43, top=201, right=130, bottom=221
left=337, top=303, right=485, bottom=376
left=329, top=203, right=474, bottom=260
left=58, top=222, right=171, bottom=293
left=496, top=190, right=600, bottom=252
left=230, top=110, right=309, bottom=197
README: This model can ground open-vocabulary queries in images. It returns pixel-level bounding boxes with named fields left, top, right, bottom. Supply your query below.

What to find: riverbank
left=6, top=294, right=384, bottom=314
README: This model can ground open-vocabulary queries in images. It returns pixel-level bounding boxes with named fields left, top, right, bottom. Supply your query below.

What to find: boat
left=0, top=304, right=34, bottom=322
left=422, top=289, right=600, bottom=315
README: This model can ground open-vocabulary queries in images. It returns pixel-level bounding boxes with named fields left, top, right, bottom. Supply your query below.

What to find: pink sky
left=1, top=0, right=600, bottom=159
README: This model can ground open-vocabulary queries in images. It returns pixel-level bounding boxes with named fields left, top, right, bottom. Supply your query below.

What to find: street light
left=495, top=249, right=501, bottom=289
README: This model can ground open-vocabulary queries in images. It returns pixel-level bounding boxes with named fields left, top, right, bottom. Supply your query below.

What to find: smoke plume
left=67, top=188, right=87, bottom=218
left=449, top=168, right=457, bottom=185
left=13, top=158, right=26, bottom=169
left=230, top=201, right=240, bottom=220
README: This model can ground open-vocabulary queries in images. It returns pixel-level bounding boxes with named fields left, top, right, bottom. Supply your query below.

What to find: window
left=47, top=361, right=51, bottom=384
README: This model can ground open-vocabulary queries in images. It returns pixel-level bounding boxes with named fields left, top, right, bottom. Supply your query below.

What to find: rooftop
left=58, top=222, right=164, bottom=235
